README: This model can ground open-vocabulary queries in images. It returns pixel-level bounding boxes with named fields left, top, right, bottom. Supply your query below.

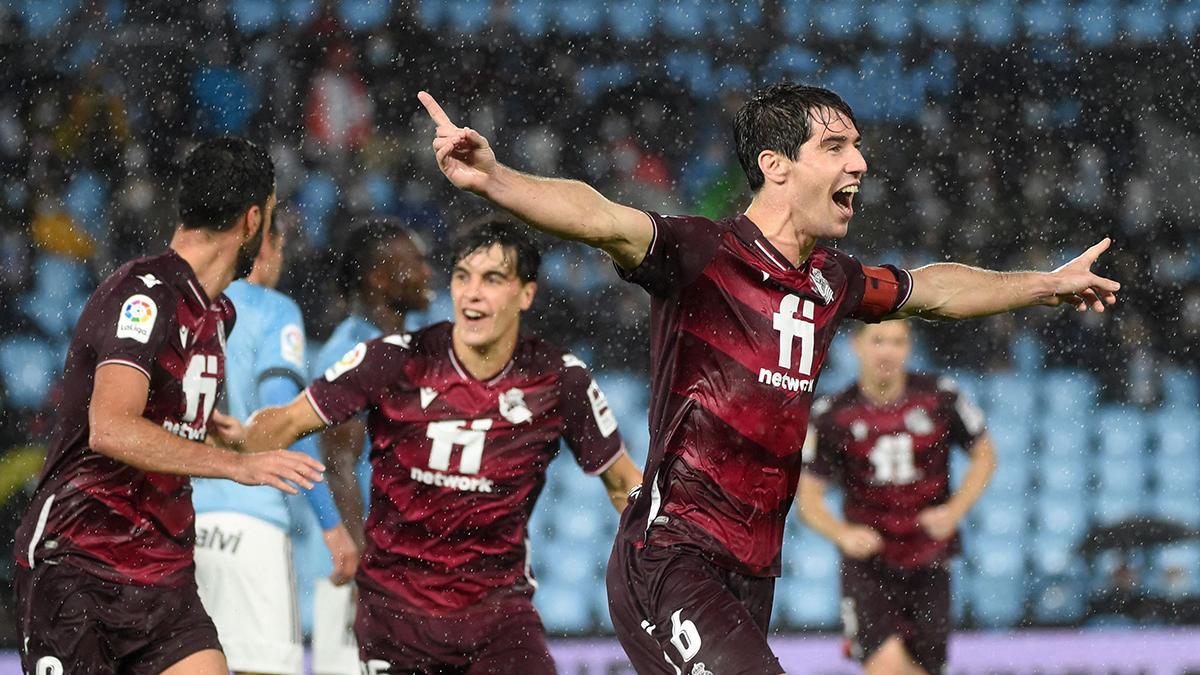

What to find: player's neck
left=169, top=228, right=238, bottom=300
left=744, top=197, right=817, bottom=267
left=450, top=328, right=517, bottom=381
left=359, top=297, right=407, bottom=335
left=859, top=374, right=906, bottom=406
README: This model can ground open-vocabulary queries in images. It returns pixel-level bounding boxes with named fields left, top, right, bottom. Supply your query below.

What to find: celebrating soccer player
left=12, top=137, right=325, bottom=675
left=798, top=320, right=996, bottom=675
left=419, top=83, right=1117, bottom=674
left=241, top=219, right=643, bottom=673
left=190, top=212, right=359, bottom=675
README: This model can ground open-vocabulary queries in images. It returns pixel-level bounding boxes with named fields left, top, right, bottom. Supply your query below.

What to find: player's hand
left=1044, top=238, right=1121, bottom=313
left=837, top=525, right=884, bottom=560
left=323, top=524, right=360, bottom=586
left=418, top=91, right=498, bottom=194
left=229, top=450, right=325, bottom=495
left=207, top=410, right=245, bottom=450
left=918, top=505, right=961, bottom=541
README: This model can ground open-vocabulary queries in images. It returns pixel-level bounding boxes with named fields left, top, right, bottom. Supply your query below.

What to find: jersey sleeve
left=255, top=297, right=308, bottom=390
left=92, top=275, right=178, bottom=379
left=558, top=355, right=625, bottom=475
left=835, top=253, right=913, bottom=323
left=305, top=337, right=408, bottom=427
left=938, top=377, right=987, bottom=450
left=801, top=399, right=844, bottom=483
left=614, top=212, right=726, bottom=297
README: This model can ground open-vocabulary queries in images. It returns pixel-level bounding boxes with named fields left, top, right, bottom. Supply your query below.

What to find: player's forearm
left=326, top=450, right=365, bottom=545
left=946, top=436, right=997, bottom=519
left=483, top=165, right=648, bottom=267
left=90, top=416, right=240, bottom=479
left=796, top=477, right=851, bottom=542
left=296, top=435, right=342, bottom=530
left=902, top=264, right=1058, bottom=321
left=243, top=403, right=309, bottom=454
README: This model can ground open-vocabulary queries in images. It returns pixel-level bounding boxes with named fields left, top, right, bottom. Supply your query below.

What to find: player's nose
left=846, top=147, right=867, bottom=177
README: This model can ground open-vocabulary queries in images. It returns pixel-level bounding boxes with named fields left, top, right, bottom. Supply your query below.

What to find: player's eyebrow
left=822, top=134, right=861, bottom=146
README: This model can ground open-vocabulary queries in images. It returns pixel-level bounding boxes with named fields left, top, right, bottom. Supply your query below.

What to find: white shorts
left=312, top=578, right=360, bottom=675
left=194, top=512, right=303, bottom=674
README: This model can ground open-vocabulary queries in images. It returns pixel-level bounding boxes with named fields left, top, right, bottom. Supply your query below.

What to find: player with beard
left=417, top=84, right=1118, bottom=674
left=798, top=320, right=995, bottom=675
left=243, top=220, right=643, bottom=674
left=307, top=218, right=432, bottom=675
left=12, top=137, right=325, bottom=675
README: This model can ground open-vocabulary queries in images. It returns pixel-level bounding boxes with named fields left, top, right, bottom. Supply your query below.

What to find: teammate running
left=12, top=137, right=324, bottom=675
left=191, top=214, right=358, bottom=675
left=418, top=83, right=1118, bottom=674
left=244, top=220, right=643, bottom=674
left=798, top=320, right=995, bottom=674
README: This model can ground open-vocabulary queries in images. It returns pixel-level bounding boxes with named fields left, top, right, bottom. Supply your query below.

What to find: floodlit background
left=0, top=0, right=1198, bottom=672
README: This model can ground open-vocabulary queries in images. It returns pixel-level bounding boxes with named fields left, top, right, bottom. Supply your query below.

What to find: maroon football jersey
left=305, top=322, right=625, bottom=614
left=14, top=250, right=235, bottom=586
left=803, top=373, right=986, bottom=568
left=615, top=213, right=912, bottom=576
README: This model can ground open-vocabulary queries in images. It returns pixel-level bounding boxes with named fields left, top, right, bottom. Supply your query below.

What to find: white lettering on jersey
left=409, top=467, right=494, bottom=493
left=325, top=342, right=367, bottom=381
left=280, top=324, right=305, bottom=368
left=772, top=294, right=815, bottom=374
left=116, top=294, right=157, bottom=344
left=420, top=386, right=438, bottom=409
left=757, top=367, right=814, bottom=392
left=586, top=380, right=618, bottom=437
left=181, top=354, right=219, bottom=424
left=869, top=434, right=919, bottom=485
left=426, top=419, right=493, bottom=474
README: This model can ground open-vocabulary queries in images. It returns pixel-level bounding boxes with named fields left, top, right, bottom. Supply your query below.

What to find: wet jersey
left=804, top=373, right=986, bottom=568
left=14, top=250, right=234, bottom=586
left=616, top=212, right=911, bottom=576
left=305, top=322, right=624, bottom=613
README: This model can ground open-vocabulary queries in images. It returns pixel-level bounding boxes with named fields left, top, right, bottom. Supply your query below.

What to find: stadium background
left=0, top=0, right=1198, bottom=672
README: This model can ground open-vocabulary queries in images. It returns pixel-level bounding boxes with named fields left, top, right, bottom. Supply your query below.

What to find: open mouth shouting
left=833, top=183, right=859, bottom=219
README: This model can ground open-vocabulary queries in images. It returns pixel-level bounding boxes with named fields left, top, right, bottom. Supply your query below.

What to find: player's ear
left=518, top=281, right=537, bottom=311
left=242, top=203, right=263, bottom=241
left=757, top=150, right=789, bottom=187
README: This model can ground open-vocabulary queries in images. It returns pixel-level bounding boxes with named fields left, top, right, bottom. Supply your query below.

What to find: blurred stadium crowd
left=0, top=0, right=1198, bottom=641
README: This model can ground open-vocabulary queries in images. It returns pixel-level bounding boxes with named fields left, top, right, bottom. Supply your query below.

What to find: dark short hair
left=451, top=216, right=541, bottom=283
left=338, top=217, right=422, bottom=294
left=733, top=83, right=858, bottom=191
left=178, top=137, right=275, bottom=231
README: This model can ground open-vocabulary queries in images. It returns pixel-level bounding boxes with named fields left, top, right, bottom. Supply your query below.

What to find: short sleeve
left=614, top=212, right=726, bottom=298
left=839, top=255, right=913, bottom=323
left=938, top=377, right=987, bottom=450
left=256, top=298, right=308, bottom=390
left=305, top=338, right=408, bottom=426
left=801, top=400, right=843, bottom=483
left=92, top=277, right=177, bottom=380
left=558, top=355, right=625, bottom=475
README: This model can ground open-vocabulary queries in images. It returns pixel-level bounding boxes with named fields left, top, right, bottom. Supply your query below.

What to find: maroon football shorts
left=15, top=561, right=223, bottom=675
left=607, top=536, right=783, bottom=675
left=355, top=584, right=556, bottom=675
left=840, top=556, right=951, bottom=673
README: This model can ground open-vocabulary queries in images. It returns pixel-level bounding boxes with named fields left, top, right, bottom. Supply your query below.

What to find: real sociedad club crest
left=499, top=388, right=533, bottom=424
left=811, top=267, right=834, bottom=303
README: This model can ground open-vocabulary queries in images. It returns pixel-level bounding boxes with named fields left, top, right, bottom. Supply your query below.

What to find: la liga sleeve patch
left=324, top=342, right=367, bottom=381
left=115, top=294, right=158, bottom=344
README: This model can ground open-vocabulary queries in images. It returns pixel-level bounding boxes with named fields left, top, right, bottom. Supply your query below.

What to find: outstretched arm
left=243, top=394, right=328, bottom=455
left=419, top=91, right=653, bottom=270
left=893, top=238, right=1120, bottom=321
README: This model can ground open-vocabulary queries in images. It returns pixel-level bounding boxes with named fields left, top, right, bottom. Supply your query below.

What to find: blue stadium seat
left=1036, top=452, right=1089, bottom=497
left=660, top=0, right=707, bottom=39
left=283, top=0, right=319, bottom=25
left=664, top=52, right=715, bottom=98
left=445, top=0, right=490, bottom=34
left=295, top=171, right=339, bottom=247
left=1173, top=1, right=1200, bottom=40
left=779, top=0, right=811, bottom=37
left=708, top=0, right=763, bottom=38
left=1151, top=543, right=1200, bottom=597
left=813, top=3, right=863, bottom=37
left=228, top=0, right=279, bottom=33
left=968, top=535, right=1026, bottom=627
left=764, top=46, right=821, bottom=84
left=1097, top=457, right=1148, bottom=495
left=1154, top=409, right=1199, bottom=460
left=535, top=539, right=601, bottom=588
left=781, top=578, right=840, bottom=629
left=1035, top=495, right=1089, bottom=545
left=790, top=534, right=839, bottom=582
left=337, top=0, right=392, bottom=32
left=555, top=0, right=604, bottom=35
left=975, top=497, right=1028, bottom=536
left=65, top=171, right=107, bottom=237
left=1092, top=492, right=1146, bottom=525
left=416, top=0, right=446, bottom=28
left=867, top=0, right=915, bottom=44
left=1024, top=0, right=1070, bottom=40
left=0, top=336, right=59, bottom=409
left=1154, top=448, right=1200, bottom=498
left=1030, top=573, right=1087, bottom=624
left=971, top=0, right=1017, bottom=44
left=917, top=1, right=964, bottom=41
left=534, top=580, right=594, bottom=633
left=510, top=0, right=549, bottom=36
left=16, top=0, right=76, bottom=39
left=1153, top=492, right=1200, bottom=527
left=982, top=372, right=1036, bottom=422
left=1073, top=0, right=1119, bottom=46
left=1161, top=367, right=1198, bottom=409
left=606, top=0, right=655, bottom=41
left=1098, top=406, right=1149, bottom=459
left=1042, top=370, right=1097, bottom=418
left=951, top=559, right=968, bottom=622
left=549, top=503, right=608, bottom=543
left=1011, top=331, right=1043, bottom=372
left=1039, top=422, right=1091, bottom=459
left=1123, top=0, right=1169, bottom=43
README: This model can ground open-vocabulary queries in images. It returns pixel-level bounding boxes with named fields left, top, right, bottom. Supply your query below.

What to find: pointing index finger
left=418, top=91, right=454, bottom=127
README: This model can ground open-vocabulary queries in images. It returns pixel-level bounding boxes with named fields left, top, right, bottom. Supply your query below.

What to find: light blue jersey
left=192, top=280, right=338, bottom=531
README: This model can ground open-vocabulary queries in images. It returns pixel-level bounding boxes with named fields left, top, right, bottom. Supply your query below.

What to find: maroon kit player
left=12, top=138, right=325, bottom=675
left=419, top=83, right=1118, bottom=674
left=242, top=220, right=643, bottom=674
left=798, top=320, right=996, bottom=675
